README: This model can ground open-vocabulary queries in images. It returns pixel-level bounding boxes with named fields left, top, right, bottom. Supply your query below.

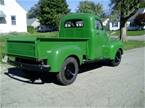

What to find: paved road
left=0, top=47, right=145, bottom=108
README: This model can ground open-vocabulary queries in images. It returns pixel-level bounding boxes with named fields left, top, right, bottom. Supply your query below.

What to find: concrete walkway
left=127, top=35, right=145, bottom=41
left=111, top=35, right=145, bottom=41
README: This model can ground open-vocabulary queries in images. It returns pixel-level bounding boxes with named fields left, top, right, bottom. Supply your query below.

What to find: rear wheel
left=56, top=57, right=79, bottom=85
left=110, top=50, right=122, bottom=66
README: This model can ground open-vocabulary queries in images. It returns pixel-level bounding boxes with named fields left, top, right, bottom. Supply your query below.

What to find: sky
left=17, top=0, right=111, bottom=12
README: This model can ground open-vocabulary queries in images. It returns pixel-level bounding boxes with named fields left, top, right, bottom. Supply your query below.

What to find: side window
left=64, top=19, right=84, bottom=28
left=96, top=20, right=103, bottom=30
left=0, top=0, right=4, bottom=5
left=112, top=22, right=118, bottom=27
left=11, top=15, right=16, bottom=25
left=0, top=17, right=6, bottom=24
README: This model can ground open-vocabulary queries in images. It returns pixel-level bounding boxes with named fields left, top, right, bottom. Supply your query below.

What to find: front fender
left=46, top=46, right=84, bottom=72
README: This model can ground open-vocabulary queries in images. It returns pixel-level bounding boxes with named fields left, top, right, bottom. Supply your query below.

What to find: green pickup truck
left=6, top=13, right=123, bottom=85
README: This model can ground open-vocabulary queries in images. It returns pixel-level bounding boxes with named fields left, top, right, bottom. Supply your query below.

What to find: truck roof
left=62, top=13, right=100, bottom=20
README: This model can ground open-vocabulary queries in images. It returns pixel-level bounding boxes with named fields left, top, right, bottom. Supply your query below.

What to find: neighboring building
left=106, top=8, right=145, bottom=31
left=0, top=0, right=27, bottom=33
left=128, top=8, right=145, bottom=30
left=102, top=18, right=120, bottom=31
left=102, top=18, right=109, bottom=26
left=27, top=18, right=55, bottom=32
left=27, top=18, right=40, bottom=29
left=109, top=21, right=120, bottom=31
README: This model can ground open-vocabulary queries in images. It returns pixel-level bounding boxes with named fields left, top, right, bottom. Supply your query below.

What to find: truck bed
left=7, top=36, right=88, bottom=58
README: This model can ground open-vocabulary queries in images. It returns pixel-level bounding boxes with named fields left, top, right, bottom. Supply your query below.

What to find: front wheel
left=110, top=50, right=122, bottom=66
left=56, top=57, right=79, bottom=85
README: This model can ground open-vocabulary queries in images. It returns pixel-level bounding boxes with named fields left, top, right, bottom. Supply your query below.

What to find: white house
left=109, top=21, right=120, bottom=31
left=0, top=0, right=27, bottom=33
left=102, top=18, right=120, bottom=31
left=128, top=8, right=145, bottom=30
left=107, top=8, right=145, bottom=31
left=27, top=18, right=40, bottom=29
left=102, top=18, right=109, bottom=26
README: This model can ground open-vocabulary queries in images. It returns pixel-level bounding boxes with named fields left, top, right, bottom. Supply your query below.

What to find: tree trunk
left=120, top=22, right=128, bottom=41
left=119, top=0, right=128, bottom=42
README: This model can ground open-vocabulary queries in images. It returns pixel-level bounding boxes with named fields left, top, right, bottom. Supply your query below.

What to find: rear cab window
left=64, top=19, right=84, bottom=28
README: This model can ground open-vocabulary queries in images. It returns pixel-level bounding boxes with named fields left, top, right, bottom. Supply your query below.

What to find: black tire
left=110, top=50, right=122, bottom=66
left=56, top=57, right=79, bottom=85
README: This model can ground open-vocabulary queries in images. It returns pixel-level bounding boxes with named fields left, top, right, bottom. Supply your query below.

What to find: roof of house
left=27, top=18, right=38, bottom=26
left=129, top=8, right=145, bottom=21
left=0, top=10, right=6, bottom=17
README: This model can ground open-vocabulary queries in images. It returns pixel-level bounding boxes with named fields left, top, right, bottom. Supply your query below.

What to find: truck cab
left=6, top=13, right=123, bottom=85
left=60, top=13, right=122, bottom=60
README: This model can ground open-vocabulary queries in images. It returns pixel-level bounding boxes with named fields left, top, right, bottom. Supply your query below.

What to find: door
left=95, top=20, right=108, bottom=59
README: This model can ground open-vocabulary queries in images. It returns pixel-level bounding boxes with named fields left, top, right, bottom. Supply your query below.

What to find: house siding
left=128, top=8, right=145, bottom=30
left=109, top=22, right=120, bottom=31
left=105, top=8, right=145, bottom=31
left=0, top=0, right=27, bottom=33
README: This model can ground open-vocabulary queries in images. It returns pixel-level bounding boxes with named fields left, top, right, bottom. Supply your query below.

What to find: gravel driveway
left=0, top=47, right=145, bottom=108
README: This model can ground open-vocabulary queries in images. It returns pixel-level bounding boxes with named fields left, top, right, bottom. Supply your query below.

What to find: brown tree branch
left=124, top=5, right=139, bottom=21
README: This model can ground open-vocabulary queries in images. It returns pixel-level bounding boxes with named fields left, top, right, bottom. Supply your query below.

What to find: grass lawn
left=123, top=40, right=145, bottom=50
left=0, top=32, right=145, bottom=62
left=111, top=30, right=145, bottom=36
left=0, top=32, right=58, bottom=39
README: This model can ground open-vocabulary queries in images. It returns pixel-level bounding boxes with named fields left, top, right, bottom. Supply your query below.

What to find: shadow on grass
left=4, top=60, right=111, bottom=85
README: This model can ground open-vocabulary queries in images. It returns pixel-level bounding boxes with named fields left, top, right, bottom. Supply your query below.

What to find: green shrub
left=27, top=26, right=35, bottom=33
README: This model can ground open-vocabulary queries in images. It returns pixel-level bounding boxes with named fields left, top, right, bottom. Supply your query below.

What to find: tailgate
left=7, top=37, right=37, bottom=58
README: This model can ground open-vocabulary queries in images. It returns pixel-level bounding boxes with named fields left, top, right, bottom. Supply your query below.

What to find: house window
left=112, top=22, right=118, bottom=27
left=64, top=19, right=84, bottom=28
left=0, top=0, right=4, bottom=5
left=0, top=17, right=6, bottom=24
left=11, top=15, right=16, bottom=25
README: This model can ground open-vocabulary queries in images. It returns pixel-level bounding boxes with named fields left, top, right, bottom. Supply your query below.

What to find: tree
left=28, top=0, right=70, bottom=31
left=139, top=1, right=145, bottom=8
left=109, top=10, right=120, bottom=22
left=77, top=0, right=104, bottom=17
left=110, top=0, right=143, bottom=41
left=27, top=4, right=39, bottom=18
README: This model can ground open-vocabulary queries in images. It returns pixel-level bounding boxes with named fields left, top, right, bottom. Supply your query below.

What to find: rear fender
left=109, top=42, right=123, bottom=60
left=46, top=46, right=83, bottom=72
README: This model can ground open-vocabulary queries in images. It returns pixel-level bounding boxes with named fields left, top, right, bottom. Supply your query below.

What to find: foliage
left=28, top=0, right=70, bottom=31
left=27, top=4, right=39, bottom=18
left=139, top=1, right=145, bottom=8
left=109, top=10, right=120, bottom=21
left=27, top=26, right=35, bottom=33
left=0, top=39, right=4, bottom=62
left=77, top=0, right=104, bottom=17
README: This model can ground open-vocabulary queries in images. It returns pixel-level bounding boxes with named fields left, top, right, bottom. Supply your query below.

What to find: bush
left=27, top=26, right=35, bottom=33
